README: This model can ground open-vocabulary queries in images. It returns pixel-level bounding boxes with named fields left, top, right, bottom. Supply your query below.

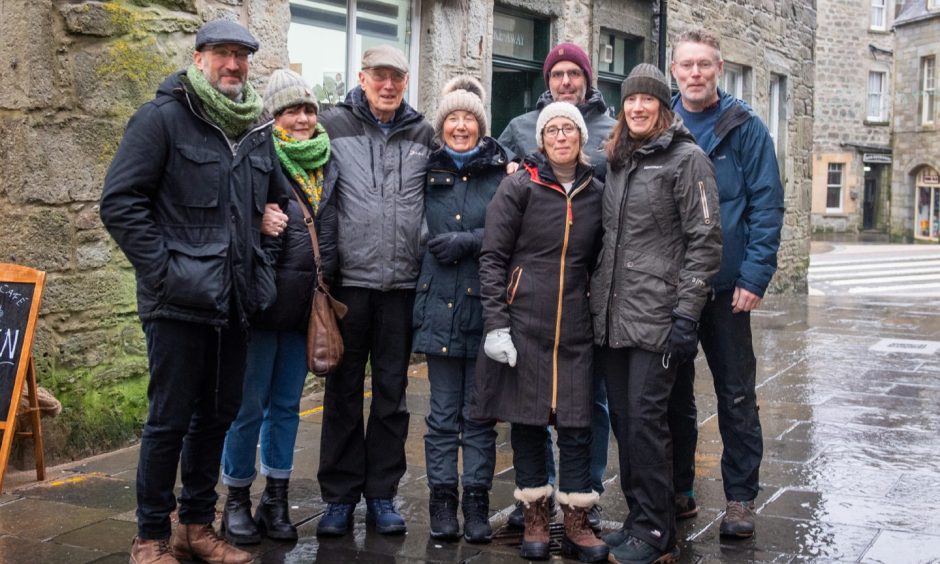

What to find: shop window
left=915, top=167, right=940, bottom=241
left=288, top=0, right=417, bottom=110
left=491, top=8, right=550, bottom=137
left=920, top=56, right=936, bottom=125
left=867, top=70, right=888, bottom=121
left=597, top=30, right=645, bottom=116
left=826, top=163, right=844, bottom=213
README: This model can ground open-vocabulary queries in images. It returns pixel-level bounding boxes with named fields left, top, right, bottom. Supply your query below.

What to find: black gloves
left=428, top=231, right=481, bottom=264
left=668, top=311, right=700, bottom=362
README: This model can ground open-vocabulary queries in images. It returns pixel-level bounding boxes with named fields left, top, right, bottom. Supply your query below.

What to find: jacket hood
left=535, top=87, right=612, bottom=119
left=156, top=69, right=188, bottom=100
left=522, top=151, right=594, bottom=189
left=341, top=85, right=425, bottom=130
left=428, top=136, right=509, bottom=172
left=635, top=115, right=696, bottom=156
left=669, top=88, right=752, bottom=152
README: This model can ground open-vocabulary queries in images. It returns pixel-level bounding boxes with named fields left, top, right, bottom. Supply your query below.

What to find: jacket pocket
left=413, top=271, right=432, bottom=329
left=163, top=241, right=229, bottom=311
left=250, top=242, right=277, bottom=315
left=250, top=155, right=275, bottom=214
left=619, top=251, right=678, bottom=325
left=506, top=266, right=524, bottom=305
left=457, top=277, right=484, bottom=334
left=170, top=145, right=221, bottom=207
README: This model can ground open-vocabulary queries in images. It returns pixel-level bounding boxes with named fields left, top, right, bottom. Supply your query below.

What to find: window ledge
left=864, top=119, right=890, bottom=126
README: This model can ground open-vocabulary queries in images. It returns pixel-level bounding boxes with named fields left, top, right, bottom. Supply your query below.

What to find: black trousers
left=600, top=346, right=676, bottom=552
left=317, top=287, right=414, bottom=503
left=668, top=290, right=762, bottom=502
left=511, top=423, right=591, bottom=493
left=137, top=318, right=247, bottom=539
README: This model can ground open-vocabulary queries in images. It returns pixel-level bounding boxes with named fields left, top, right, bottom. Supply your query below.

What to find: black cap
left=195, top=20, right=259, bottom=53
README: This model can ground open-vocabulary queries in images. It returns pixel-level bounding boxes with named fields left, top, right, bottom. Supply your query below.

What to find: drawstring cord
left=662, top=352, right=671, bottom=369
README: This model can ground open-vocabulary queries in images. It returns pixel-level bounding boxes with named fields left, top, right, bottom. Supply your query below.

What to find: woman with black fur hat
left=413, top=75, right=509, bottom=544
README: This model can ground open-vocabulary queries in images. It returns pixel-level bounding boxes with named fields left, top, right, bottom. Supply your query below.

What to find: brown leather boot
left=171, top=523, right=253, bottom=564
left=514, top=485, right=553, bottom=561
left=557, top=491, right=609, bottom=563
left=129, top=536, right=179, bottom=564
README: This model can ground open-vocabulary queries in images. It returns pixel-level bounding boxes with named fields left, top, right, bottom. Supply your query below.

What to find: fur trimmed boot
left=514, top=485, right=554, bottom=560
left=557, top=490, right=608, bottom=563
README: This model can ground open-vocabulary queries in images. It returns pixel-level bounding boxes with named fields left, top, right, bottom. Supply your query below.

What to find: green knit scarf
left=186, top=64, right=264, bottom=138
left=273, top=124, right=331, bottom=212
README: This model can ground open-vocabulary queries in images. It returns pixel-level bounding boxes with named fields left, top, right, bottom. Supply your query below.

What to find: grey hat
left=195, top=20, right=259, bottom=53
left=620, top=63, right=671, bottom=106
left=535, top=101, right=588, bottom=150
left=361, top=44, right=409, bottom=74
left=265, top=69, right=318, bottom=117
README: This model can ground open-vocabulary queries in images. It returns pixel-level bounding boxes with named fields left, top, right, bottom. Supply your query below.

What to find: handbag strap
left=291, top=189, right=323, bottom=283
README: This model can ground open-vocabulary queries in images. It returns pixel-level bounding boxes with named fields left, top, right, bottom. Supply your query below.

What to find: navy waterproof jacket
left=671, top=89, right=784, bottom=296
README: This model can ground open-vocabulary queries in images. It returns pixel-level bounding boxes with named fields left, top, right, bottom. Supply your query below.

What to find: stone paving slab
left=2, top=294, right=940, bottom=563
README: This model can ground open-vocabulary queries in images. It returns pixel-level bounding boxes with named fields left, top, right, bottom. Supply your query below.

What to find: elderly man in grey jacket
left=315, top=44, right=434, bottom=537
left=497, top=41, right=616, bottom=530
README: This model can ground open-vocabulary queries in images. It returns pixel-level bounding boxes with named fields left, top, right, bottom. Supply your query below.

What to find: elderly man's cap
left=195, top=20, right=259, bottom=53
left=361, top=44, right=409, bottom=74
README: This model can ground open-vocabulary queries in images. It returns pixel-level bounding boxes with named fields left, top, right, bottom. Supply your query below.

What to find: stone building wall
left=669, top=0, right=816, bottom=294
left=811, top=0, right=895, bottom=233
left=890, top=8, right=940, bottom=241
left=0, top=0, right=290, bottom=463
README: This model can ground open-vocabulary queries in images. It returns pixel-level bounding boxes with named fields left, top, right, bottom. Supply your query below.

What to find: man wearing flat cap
left=314, top=44, right=433, bottom=537
left=101, top=18, right=288, bottom=564
left=496, top=41, right=615, bottom=530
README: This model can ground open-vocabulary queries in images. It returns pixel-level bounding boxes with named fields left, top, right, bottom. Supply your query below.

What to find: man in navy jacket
left=667, top=29, right=784, bottom=539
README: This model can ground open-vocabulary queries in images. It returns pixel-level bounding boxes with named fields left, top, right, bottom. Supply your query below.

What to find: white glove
left=484, top=327, right=517, bottom=367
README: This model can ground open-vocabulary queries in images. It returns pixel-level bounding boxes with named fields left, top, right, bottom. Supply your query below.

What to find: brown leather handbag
left=293, top=191, right=348, bottom=376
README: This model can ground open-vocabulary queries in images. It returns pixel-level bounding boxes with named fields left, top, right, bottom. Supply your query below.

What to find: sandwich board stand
left=0, top=263, right=47, bottom=492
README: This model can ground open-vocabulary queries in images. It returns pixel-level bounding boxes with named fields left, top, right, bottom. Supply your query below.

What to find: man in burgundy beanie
left=496, top=40, right=615, bottom=532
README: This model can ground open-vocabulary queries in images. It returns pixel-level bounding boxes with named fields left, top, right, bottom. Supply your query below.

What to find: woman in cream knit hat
left=413, top=75, right=509, bottom=544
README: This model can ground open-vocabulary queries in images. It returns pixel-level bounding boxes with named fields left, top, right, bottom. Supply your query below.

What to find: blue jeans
left=547, top=367, right=609, bottom=493
left=222, top=329, right=308, bottom=486
left=424, top=355, right=497, bottom=489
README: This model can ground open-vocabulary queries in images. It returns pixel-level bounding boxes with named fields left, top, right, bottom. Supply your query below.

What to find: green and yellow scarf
left=272, top=124, right=331, bottom=212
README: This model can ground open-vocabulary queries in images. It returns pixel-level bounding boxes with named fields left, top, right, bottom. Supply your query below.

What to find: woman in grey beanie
left=220, top=68, right=337, bottom=546
left=413, top=75, right=509, bottom=544
left=591, top=62, right=721, bottom=564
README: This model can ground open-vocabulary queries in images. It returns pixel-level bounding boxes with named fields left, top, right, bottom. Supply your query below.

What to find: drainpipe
left=658, top=0, right=668, bottom=72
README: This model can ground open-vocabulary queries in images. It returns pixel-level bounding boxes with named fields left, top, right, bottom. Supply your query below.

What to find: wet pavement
left=4, top=294, right=940, bottom=563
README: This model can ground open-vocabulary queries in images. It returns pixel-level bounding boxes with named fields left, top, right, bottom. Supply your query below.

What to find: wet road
left=3, top=294, right=940, bottom=563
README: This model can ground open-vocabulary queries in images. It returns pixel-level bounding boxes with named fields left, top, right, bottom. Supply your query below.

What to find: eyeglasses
left=549, top=68, right=583, bottom=81
left=675, top=59, right=717, bottom=72
left=207, top=46, right=252, bottom=63
left=364, top=69, right=407, bottom=85
left=543, top=124, right=577, bottom=138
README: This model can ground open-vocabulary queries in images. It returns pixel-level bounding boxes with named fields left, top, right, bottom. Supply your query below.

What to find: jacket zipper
left=550, top=178, right=591, bottom=415
left=698, top=181, right=712, bottom=225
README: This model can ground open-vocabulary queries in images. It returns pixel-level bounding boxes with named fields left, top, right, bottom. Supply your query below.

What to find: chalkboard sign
left=0, top=263, right=46, bottom=492
left=0, top=281, right=37, bottom=419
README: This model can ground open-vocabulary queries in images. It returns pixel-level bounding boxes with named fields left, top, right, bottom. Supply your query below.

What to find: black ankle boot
left=429, top=485, right=460, bottom=541
left=222, top=485, right=261, bottom=545
left=462, top=486, right=493, bottom=544
left=254, top=477, right=298, bottom=541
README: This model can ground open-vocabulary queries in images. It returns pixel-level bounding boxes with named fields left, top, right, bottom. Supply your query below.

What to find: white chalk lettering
left=0, top=328, right=20, bottom=361
left=0, top=284, right=28, bottom=307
